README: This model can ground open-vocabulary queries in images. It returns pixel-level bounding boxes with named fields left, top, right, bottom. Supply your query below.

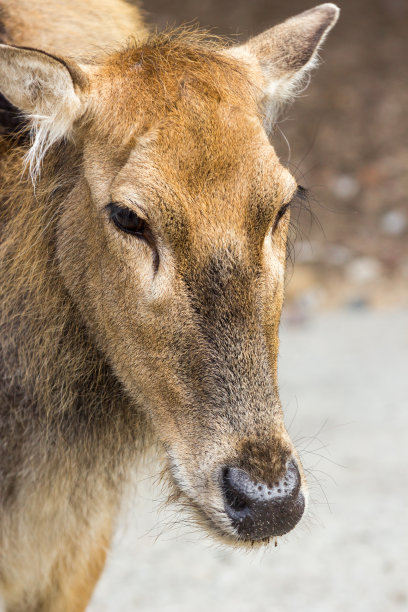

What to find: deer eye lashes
left=272, top=185, right=308, bottom=232
left=274, top=202, right=290, bottom=227
left=107, top=203, right=147, bottom=237
left=272, top=202, right=291, bottom=233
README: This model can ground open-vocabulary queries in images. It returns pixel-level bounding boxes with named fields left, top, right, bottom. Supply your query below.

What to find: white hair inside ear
left=0, top=44, right=86, bottom=180
left=228, top=3, right=340, bottom=131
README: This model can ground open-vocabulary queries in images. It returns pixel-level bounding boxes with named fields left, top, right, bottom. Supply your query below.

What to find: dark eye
left=272, top=186, right=308, bottom=233
left=107, top=203, right=147, bottom=236
left=272, top=202, right=290, bottom=232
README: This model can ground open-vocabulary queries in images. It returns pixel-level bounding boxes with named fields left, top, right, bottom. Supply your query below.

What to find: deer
left=0, top=1, right=339, bottom=610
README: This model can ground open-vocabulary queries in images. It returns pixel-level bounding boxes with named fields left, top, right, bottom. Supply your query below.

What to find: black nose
left=222, top=459, right=305, bottom=540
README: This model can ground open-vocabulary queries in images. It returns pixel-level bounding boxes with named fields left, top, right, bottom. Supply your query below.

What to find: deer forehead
left=94, top=97, right=294, bottom=202
left=83, top=46, right=298, bottom=220
left=107, top=125, right=296, bottom=241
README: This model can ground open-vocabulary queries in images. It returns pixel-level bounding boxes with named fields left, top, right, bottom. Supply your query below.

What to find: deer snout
left=221, top=459, right=305, bottom=541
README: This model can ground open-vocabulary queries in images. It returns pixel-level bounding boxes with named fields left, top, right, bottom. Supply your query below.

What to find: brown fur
left=0, top=1, right=339, bottom=609
left=0, top=0, right=147, bottom=58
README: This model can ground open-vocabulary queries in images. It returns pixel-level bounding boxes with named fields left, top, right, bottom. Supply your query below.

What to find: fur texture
left=0, top=2, right=338, bottom=609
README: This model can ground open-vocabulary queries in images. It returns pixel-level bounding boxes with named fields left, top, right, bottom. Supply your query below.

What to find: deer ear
left=0, top=44, right=87, bottom=176
left=229, top=3, right=339, bottom=129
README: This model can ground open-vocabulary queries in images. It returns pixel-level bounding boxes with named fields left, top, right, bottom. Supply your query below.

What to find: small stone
left=346, top=257, right=382, bottom=284
left=330, top=174, right=360, bottom=200
left=381, top=210, right=407, bottom=236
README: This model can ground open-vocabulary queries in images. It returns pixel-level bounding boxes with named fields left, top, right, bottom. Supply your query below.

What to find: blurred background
left=90, top=1, right=408, bottom=611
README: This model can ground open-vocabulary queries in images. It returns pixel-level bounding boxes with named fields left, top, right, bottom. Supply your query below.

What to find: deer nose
left=221, top=459, right=305, bottom=540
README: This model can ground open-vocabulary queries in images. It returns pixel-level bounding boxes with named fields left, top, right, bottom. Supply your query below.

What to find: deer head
left=0, top=4, right=339, bottom=544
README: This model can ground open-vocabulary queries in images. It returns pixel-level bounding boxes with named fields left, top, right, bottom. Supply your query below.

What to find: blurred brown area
left=144, top=0, right=408, bottom=312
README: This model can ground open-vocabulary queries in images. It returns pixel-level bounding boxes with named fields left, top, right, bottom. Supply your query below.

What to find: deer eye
left=107, top=203, right=147, bottom=236
left=272, top=185, right=307, bottom=233
left=272, top=203, right=290, bottom=233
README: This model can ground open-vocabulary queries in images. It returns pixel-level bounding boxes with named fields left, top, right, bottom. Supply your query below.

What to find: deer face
left=0, top=4, right=339, bottom=544
left=78, top=89, right=301, bottom=543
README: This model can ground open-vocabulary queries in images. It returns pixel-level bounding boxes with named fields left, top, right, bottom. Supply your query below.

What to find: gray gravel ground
left=89, top=309, right=406, bottom=610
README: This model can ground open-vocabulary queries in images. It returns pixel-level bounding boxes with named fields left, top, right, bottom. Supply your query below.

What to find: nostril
left=221, top=459, right=305, bottom=540
left=222, top=467, right=251, bottom=516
